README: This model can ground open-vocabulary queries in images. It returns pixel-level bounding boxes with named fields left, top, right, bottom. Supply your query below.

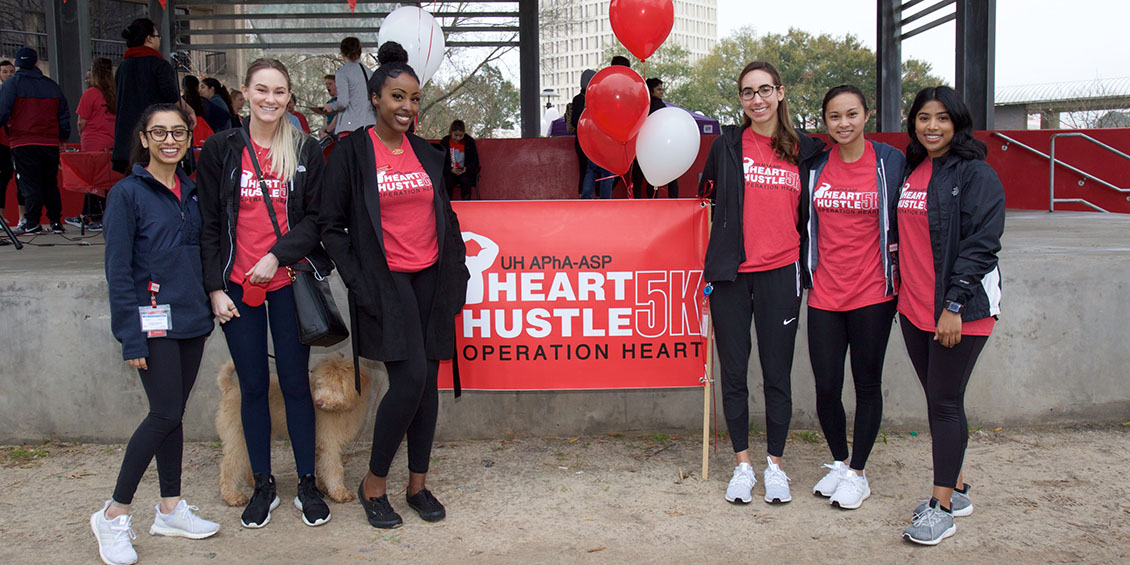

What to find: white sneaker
left=763, top=457, right=792, bottom=503
left=725, top=462, right=757, bottom=503
left=830, top=470, right=871, bottom=509
left=812, top=460, right=850, bottom=497
left=90, top=500, right=138, bottom=565
left=150, top=499, right=221, bottom=539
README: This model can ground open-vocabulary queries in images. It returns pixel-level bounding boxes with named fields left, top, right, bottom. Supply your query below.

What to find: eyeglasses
left=146, top=128, right=189, bottom=142
left=739, top=84, right=780, bottom=101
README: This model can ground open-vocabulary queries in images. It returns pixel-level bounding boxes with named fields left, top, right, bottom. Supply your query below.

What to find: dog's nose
left=315, top=399, right=324, bottom=407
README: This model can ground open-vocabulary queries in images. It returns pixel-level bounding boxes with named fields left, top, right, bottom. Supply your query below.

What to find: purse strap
left=238, top=128, right=284, bottom=241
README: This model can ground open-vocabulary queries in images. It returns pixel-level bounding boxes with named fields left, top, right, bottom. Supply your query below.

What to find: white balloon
left=636, top=107, right=701, bottom=187
left=378, top=6, right=445, bottom=86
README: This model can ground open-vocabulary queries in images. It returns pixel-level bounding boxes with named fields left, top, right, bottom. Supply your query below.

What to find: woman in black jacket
left=320, top=42, right=469, bottom=530
left=197, top=58, right=332, bottom=530
left=112, top=18, right=179, bottom=174
left=437, top=119, right=479, bottom=200
left=94, top=104, right=219, bottom=564
left=699, top=61, right=824, bottom=506
left=896, top=86, right=1004, bottom=546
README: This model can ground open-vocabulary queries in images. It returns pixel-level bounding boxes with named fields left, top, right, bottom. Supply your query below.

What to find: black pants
left=808, top=300, right=896, bottom=470
left=0, top=143, right=19, bottom=208
left=82, top=193, right=107, bottom=221
left=369, top=265, right=440, bottom=477
left=444, top=171, right=474, bottom=201
left=899, top=314, right=989, bottom=489
left=711, top=263, right=802, bottom=457
left=11, top=145, right=61, bottom=226
left=631, top=161, right=679, bottom=198
left=113, top=336, right=206, bottom=505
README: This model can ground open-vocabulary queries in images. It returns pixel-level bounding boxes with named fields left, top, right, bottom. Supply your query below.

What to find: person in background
left=0, top=47, right=71, bottom=235
left=0, top=59, right=21, bottom=226
left=66, top=57, right=117, bottom=232
left=199, top=78, right=233, bottom=133
left=897, top=85, right=1004, bottom=546
left=804, top=84, right=905, bottom=510
left=181, top=75, right=214, bottom=145
left=569, top=70, right=612, bottom=199
left=287, top=94, right=310, bottom=133
left=112, top=18, right=179, bottom=174
left=699, top=61, right=825, bottom=506
left=93, top=103, right=220, bottom=565
left=438, top=120, right=479, bottom=200
left=323, top=37, right=376, bottom=136
left=311, top=74, right=339, bottom=138
left=230, top=89, right=245, bottom=119
left=631, top=77, right=679, bottom=199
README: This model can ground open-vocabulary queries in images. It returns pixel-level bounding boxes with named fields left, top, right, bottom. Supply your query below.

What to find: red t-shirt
left=231, top=141, right=291, bottom=291
left=169, top=174, right=182, bottom=202
left=76, top=87, right=116, bottom=152
left=808, top=143, right=891, bottom=311
left=738, top=128, right=802, bottom=272
left=449, top=139, right=466, bottom=169
left=291, top=111, right=310, bottom=133
left=896, top=160, right=994, bottom=336
left=369, top=130, right=439, bottom=272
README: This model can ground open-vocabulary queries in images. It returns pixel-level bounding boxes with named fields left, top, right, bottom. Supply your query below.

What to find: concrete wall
left=1, top=211, right=1128, bottom=443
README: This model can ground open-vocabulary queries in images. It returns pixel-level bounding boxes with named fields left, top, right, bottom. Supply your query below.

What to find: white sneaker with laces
left=763, top=457, right=792, bottom=503
left=812, top=460, right=849, bottom=497
left=829, top=470, right=871, bottom=509
left=90, top=500, right=138, bottom=565
left=725, top=462, right=757, bottom=503
left=150, top=499, right=221, bottom=539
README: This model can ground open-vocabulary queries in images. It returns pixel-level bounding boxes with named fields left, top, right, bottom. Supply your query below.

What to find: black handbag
left=239, top=129, right=348, bottom=347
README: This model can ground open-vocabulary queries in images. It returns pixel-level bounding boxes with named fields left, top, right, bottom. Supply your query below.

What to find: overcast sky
left=715, top=0, right=1129, bottom=88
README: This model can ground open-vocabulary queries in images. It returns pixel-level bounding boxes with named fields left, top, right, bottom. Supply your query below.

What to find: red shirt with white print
left=231, top=140, right=291, bottom=291
left=808, top=143, right=891, bottom=311
left=739, top=128, right=802, bottom=272
left=896, top=159, right=994, bottom=336
left=369, top=130, right=438, bottom=272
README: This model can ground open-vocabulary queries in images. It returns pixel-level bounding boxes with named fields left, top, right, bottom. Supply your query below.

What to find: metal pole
left=955, top=0, right=996, bottom=129
left=46, top=0, right=90, bottom=143
left=876, top=0, right=902, bottom=132
left=518, top=0, right=540, bottom=138
left=149, top=0, right=175, bottom=59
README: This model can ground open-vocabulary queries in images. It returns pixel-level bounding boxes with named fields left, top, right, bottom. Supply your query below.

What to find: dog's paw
left=222, top=492, right=249, bottom=507
left=328, top=487, right=354, bottom=503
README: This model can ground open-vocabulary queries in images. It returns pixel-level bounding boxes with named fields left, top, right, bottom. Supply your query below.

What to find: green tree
left=419, top=64, right=520, bottom=138
left=601, top=42, right=694, bottom=92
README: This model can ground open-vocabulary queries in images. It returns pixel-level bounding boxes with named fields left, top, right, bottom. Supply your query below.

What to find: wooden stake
left=701, top=327, right=713, bottom=480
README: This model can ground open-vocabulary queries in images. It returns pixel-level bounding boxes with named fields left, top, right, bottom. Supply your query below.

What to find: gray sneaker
left=902, top=502, right=956, bottom=545
left=913, top=485, right=972, bottom=518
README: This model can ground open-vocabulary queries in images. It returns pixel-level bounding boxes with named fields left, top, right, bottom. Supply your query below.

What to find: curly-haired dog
left=216, top=355, right=372, bottom=505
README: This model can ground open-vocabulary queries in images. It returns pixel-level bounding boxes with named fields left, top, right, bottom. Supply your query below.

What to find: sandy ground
left=1, top=423, right=1128, bottom=564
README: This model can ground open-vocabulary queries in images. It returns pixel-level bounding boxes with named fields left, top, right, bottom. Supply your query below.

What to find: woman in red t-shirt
left=896, top=86, right=1004, bottom=546
left=197, top=58, right=334, bottom=529
left=699, top=61, right=825, bottom=505
left=321, top=42, right=469, bottom=530
left=67, top=57, right=117, bottom=230
left=804, top=85, right=906, bottom=510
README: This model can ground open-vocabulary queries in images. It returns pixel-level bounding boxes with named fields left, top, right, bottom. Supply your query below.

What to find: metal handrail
left=992, top=132, right=1130, bottom=213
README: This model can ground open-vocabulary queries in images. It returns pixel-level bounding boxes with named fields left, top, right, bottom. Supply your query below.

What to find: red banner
left=439, top=199, right=710, bottom=391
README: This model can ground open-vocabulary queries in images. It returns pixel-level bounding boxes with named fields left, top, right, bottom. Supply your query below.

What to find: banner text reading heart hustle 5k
left=439, top=199, right=710, bottom=391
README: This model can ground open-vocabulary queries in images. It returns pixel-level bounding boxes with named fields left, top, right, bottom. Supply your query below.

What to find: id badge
left=139, top=304, right=172, bottom=336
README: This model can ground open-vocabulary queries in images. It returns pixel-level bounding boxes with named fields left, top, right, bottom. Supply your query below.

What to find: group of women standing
left=702, top=62, right=1004, bottom=546
left=95, top=41, right=467, bottom=564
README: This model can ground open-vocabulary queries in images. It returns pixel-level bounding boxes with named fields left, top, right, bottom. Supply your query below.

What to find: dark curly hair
left=367, top=42, right=420, bottom=98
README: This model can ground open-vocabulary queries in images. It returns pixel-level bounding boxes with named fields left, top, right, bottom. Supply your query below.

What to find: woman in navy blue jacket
left=94, top=104, right=219, bottom=565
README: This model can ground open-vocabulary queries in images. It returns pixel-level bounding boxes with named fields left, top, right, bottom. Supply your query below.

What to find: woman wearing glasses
left=198, top=58, right=333, bottom=529
left=95, top=104, right=220, bottom=565
left=112, top=18, right=179, bottom=174
left=699, top=61, right=825, bottom=506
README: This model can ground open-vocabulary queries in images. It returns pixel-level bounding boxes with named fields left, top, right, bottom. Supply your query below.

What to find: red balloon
left=577, top=110, right=637, bottom=176
left=585, top=66, right=649, bottom=143
left=609, top=0, right=674, bottom=61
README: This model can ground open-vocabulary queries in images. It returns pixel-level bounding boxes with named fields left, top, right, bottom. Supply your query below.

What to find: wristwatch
left=944, top=300, right=963, bottom=314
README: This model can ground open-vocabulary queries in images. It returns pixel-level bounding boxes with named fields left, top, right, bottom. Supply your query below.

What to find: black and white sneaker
left=241, top=473, right=280, bottom=528
left=13, top=222, right=41, bottom=236
left=406, top=488, right=446, bottom=522
left=294, top=474, right=331, bottom=526
left=49, top=221, right=66, bottom=234
left=358, top=482, right=402, bottom=529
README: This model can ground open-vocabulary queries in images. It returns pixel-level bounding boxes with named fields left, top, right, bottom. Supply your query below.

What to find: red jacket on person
left=0, top=66, right=71, bottom=147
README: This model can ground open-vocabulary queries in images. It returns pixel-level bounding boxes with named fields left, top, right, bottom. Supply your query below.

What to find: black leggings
left=710, top=263, right=802, bottom=457
left=899, top=314, right=988, bottom=489
left=808, top=300, right=896, bottom=470
left=369, top=265, right=440, bottom=477
left=112, top=336, right=206, bottom=505
left=12, top=145, right=61, bottom=225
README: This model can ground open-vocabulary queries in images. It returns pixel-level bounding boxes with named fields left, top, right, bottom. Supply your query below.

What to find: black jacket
left=320, top=129, right=469, bottom=362
left=112, top=47, right=179, bottom=162
left=438, top=133, right=480, bottom=179
left=909, top=153, right=1005, bottom=323
left=197, top=125, right=333, bottom=293
left=698, top=125, right=825, bottom=284
left=104, top=165, right=213, bottom=360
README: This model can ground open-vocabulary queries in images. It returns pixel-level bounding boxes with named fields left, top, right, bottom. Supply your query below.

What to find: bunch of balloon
left=378, top=6, right=445, bottom=86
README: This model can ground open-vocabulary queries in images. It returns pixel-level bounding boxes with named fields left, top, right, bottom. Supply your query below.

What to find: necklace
left=390, top=148, right=404, bottom=155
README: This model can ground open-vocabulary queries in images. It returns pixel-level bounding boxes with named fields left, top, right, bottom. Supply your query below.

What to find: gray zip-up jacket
left=805, top=140, right=906, bottom=297
left=328, top=60, right=377, bottom=133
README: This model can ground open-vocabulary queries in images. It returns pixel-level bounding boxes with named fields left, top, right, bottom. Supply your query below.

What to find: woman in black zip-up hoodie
left=95, top=104, right=219, bottom=563
left=698, top=61, right=824, bottom=506
left=197, top=58, right=333, bottom=529
left=896, top=86, right=1004, bottom=546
